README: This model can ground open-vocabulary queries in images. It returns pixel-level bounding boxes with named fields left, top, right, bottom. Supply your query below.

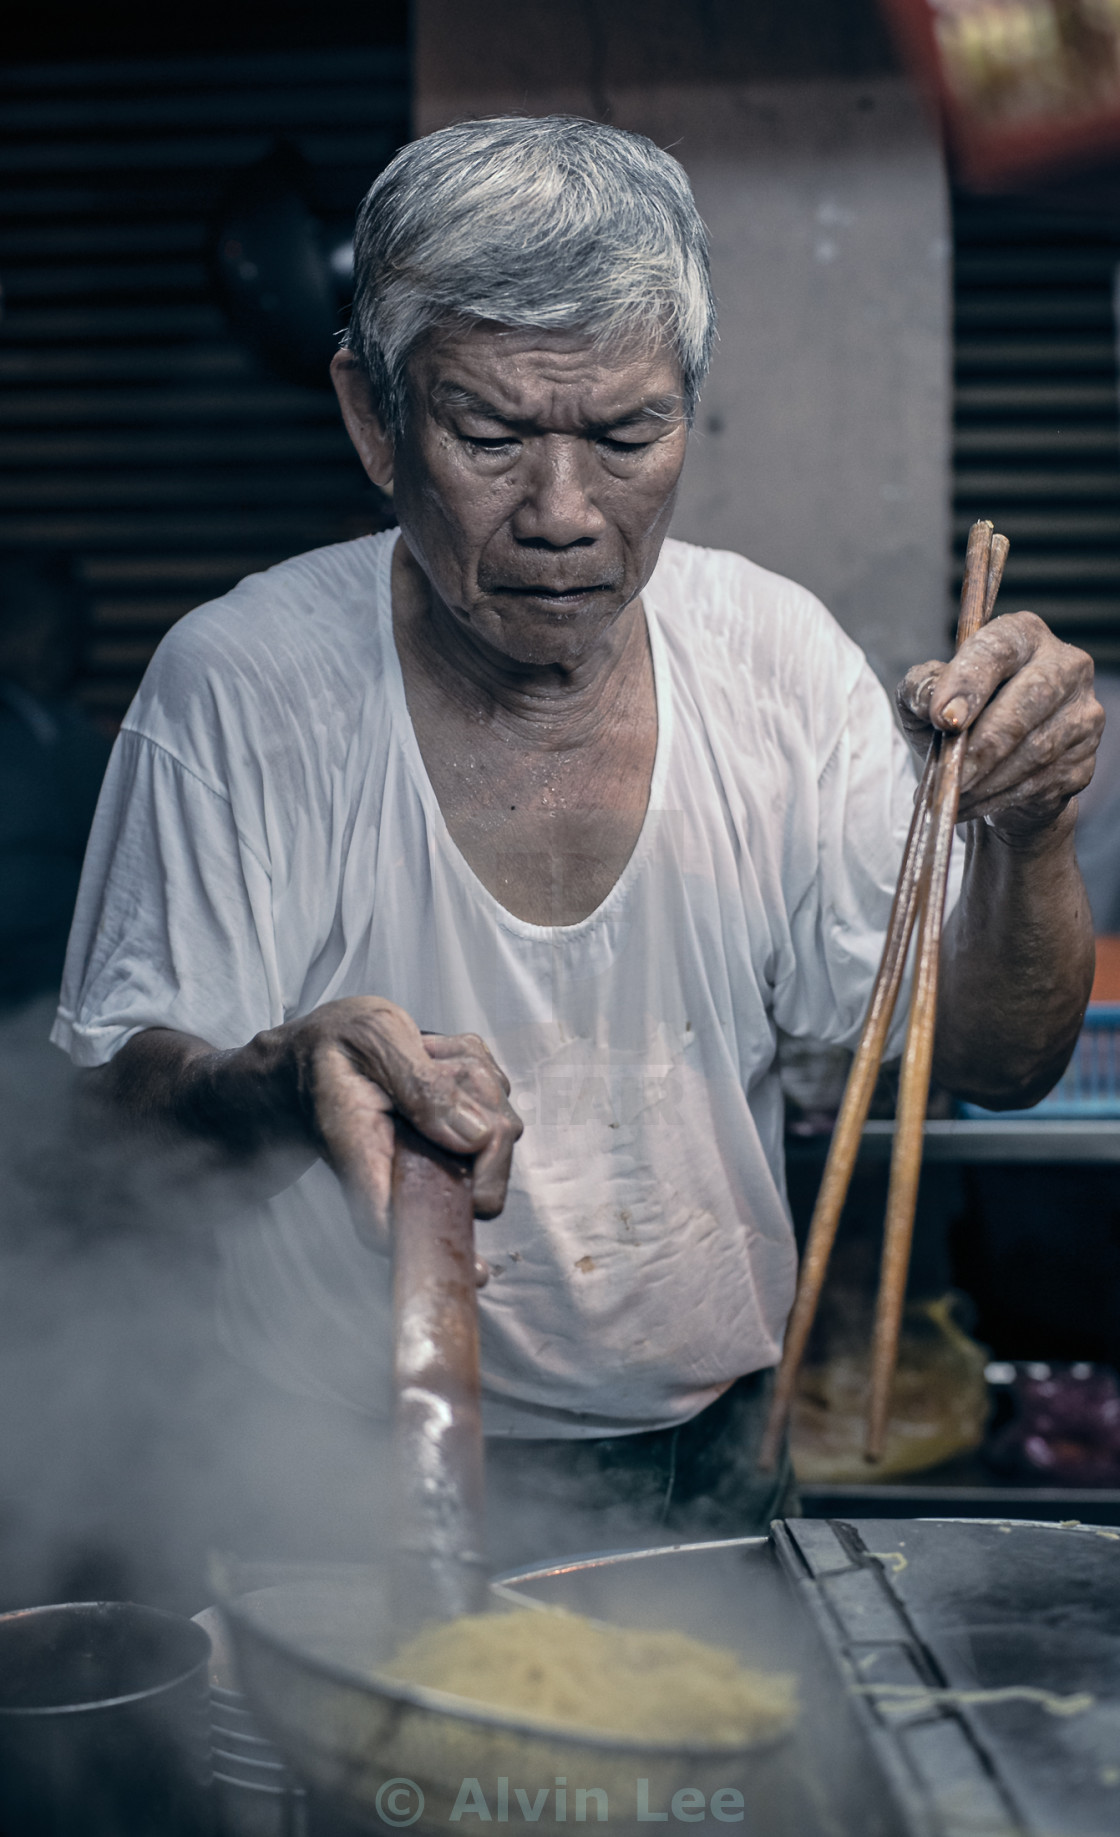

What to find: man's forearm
left=933, top=806, right=1094, bottom=1108
left=91, top=1026, right=312, bottom=1167
left=88, top=1002, right=520, bottom=1232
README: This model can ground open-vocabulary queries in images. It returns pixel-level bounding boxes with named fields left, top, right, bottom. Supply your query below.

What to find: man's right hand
left=276, top=997, right=522, bottom=1246
left=95, top=998, right=522, bottom=1246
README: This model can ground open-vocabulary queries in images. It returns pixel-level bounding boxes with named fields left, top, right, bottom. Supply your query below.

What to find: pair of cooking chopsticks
left=759, top=519, right=1009, bottom=1471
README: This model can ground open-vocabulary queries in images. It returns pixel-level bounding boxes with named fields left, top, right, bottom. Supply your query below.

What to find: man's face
left=389, top=323, right=689, bottom=668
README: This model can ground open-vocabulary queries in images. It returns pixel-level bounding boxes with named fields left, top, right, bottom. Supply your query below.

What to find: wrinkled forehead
left=405, top=319, right=686, bottom=428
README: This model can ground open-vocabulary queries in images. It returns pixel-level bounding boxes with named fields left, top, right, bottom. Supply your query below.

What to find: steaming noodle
left=379, top=1608, right=798, bottom=1745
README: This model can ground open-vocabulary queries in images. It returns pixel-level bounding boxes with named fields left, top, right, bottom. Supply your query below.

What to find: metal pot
left=0, top=1599, right=212, bottom=1837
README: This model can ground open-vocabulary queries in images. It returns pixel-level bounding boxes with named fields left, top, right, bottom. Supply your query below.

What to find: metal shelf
left=787, top=1119, right=1120, bottom=1163
left=862, top=1118, right=1120, bottom=1162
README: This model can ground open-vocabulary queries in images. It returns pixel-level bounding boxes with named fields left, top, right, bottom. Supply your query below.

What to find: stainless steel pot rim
left=212, top=1745, right=289, bottom=1773
left=221, top=1535, right=794, bottom=1760
left=211, top=1726, right=284, bottom=1753
left=210, top=1684, right=247, bottom=1706
left=492, top=1535, right=769, bottom=1589
left=0, top=1602, right=210, bottom=1720
left=210, top=1712, right=277, bottom=1741
left=212, top=1770, right=297, bottom=1797
left=209, top=1725, right=269, bottom=1746
left=356, top=1672, right=794, bottom=1758
left=210, top=1722, right=268, bottom=1745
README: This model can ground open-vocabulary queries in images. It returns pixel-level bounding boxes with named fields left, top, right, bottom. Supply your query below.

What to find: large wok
left=216, top=1537, right=865, bottom=1837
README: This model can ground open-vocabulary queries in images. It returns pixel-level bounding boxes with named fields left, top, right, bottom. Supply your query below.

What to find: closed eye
left=462, top=433, right=518, bottom=451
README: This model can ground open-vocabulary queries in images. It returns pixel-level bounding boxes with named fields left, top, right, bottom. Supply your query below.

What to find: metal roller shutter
left=953, top=188, right=1120, bottom=665
left=0, top=46, right=409, bottom=725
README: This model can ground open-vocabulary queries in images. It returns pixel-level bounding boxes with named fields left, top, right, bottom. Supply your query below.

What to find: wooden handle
left=391, top=1119, right=488, bottom=1630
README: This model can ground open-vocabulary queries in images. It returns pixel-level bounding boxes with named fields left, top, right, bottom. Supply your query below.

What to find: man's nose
left=512, top=437, right=607, bottom=547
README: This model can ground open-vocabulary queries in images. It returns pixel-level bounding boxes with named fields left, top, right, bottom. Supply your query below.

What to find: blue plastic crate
left=959, top=1002, right=1120, bottom=1120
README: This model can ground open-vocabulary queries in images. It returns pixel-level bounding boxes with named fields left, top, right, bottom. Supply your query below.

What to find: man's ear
left=331, top=349, right=395, bottom=491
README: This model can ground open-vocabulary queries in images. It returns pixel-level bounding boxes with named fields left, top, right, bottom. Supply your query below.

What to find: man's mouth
left=491, top=583, right=610, bottom=602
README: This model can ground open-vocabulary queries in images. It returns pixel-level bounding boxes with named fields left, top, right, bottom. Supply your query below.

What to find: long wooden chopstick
left=758, top=520, right=1008, bottom=1473
left=865, top=525, right=1009, bottom=1458
left=756, top=762, right=937, bottom=1470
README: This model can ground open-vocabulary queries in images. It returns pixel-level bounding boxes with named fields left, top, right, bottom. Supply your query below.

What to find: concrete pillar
left=414, top=2, right=951, bottom=691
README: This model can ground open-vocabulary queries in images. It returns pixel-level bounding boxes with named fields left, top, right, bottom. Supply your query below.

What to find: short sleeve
left=52, top=730, right=281, bottom=1067
left=772, top=659, right=962, bottom=1055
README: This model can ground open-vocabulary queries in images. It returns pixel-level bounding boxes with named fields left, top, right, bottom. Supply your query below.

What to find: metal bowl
left=218, top=1542, right=807, bottom=1837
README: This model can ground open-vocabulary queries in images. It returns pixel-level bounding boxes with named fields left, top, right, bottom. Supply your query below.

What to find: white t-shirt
left=54, top=532, right=937, bottom=1438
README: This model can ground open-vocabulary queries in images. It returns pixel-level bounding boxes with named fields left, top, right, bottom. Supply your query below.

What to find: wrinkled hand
left=283, top=996, right=522, bottom=1253
left=897, top=611, right=1103, bottom=843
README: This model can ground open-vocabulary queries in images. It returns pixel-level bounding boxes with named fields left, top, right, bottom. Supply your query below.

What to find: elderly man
left=55, top=117, right=1100, bottom=1549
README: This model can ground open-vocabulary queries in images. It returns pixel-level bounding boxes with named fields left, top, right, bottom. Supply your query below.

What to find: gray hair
left=344, top=115, right=716, bottom=438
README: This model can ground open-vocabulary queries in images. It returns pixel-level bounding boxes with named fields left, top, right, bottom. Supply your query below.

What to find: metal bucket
left=0, top=1600, right=212, bottom=1837
left=218, top=1542, right=812, bottom=1837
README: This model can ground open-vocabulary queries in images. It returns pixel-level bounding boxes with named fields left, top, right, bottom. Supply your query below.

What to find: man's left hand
left=897, top=611, right=1104, bottom=844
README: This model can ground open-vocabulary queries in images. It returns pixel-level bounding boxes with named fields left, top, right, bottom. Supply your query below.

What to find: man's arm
left=898, top=611, right=1102, bottom=1109
left=93, top=998, right=522, bottom=1242
left=935, top=808, right=1092, bottom=1106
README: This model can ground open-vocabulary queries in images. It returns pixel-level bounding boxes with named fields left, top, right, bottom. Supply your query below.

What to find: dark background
left=6, top=1, right=410, bottom=62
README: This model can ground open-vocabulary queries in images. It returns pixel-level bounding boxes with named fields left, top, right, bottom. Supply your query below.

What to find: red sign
left=881, top=0, right=1120, bottom=185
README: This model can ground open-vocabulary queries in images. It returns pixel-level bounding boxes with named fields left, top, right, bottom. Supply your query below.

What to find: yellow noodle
left=380, top=1608, right=797, bottom=1746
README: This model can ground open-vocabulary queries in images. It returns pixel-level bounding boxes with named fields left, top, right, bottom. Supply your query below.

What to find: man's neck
left=388, top=535, right=659, bottom=925
left=391, top=536, right=647, bottom=752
